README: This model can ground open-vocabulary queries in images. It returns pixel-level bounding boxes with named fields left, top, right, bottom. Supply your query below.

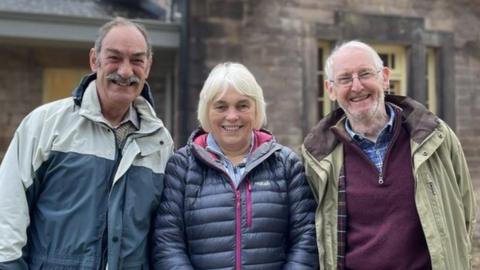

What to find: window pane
left=318, top=41, right=332, bottom=120
left=372, top=44, right=407, bottom=95
left=379, top=53, right=389, bottom=67
left=43, top=68, right=90, bottom=103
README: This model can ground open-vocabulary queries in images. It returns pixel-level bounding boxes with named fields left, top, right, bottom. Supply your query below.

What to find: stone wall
left=188, top=0, right=317, bottom=150
left=189, top=0, right=480, bottom=266
left=455, top=33, right=480, bottom=270
left=0, top=45, right=85, bottom=160
left=0, top=51, right=42, bottom=159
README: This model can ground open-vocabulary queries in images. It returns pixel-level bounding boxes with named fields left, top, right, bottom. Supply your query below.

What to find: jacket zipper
left=235, top=188, right=242, bottom=270
left=378, top=173, right=384, bottom=184
left=195, top=147, right=276, bottom=270
left=376, top=116, right=402, bottom=185
left=100, top=127, right=121, bottom=270
left=246, top=178, right=252, bottom=228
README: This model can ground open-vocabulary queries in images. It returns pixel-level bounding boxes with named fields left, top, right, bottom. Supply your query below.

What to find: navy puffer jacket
left=152, top=129, right=318, bottom=270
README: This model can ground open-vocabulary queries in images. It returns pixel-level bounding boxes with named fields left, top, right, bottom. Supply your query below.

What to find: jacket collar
left=77, top=76, right=165, bottom=138
left=303, top=95, right=440, bottom=161
left=188, top=128, right=279, bottom=170
left=190, top=128, right=273, bottom=150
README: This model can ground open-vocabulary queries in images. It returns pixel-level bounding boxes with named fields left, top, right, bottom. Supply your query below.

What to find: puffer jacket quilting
left=153, top=129, right=318, bottom=270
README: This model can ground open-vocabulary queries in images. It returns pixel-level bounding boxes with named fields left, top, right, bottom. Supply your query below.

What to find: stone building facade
left=0, top=0, right=479, bottom=266
left=185, top=0, right=480, bottom=266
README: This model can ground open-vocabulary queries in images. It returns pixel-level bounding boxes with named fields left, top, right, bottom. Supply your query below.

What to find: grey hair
left=94, top=17, right=153, bottom=60
left=324, top=40, right=383, bottom=81
left=197, top=62, right=267, bottom=131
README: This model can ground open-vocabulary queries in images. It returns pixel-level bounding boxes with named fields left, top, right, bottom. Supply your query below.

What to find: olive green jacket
left=302, top=95, right=476, bottom=270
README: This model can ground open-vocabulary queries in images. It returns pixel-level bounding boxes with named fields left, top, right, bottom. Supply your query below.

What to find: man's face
left=325, top=47, right=390, bottom=123
left=89, top=25, right=152, bottom=109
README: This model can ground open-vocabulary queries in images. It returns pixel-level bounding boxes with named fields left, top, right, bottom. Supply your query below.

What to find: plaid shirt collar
left=104, top=103, right=140, bottom=130
left=118, top=104, right=140, bottom=129
left=205, top=133, right=254, bottom=187
left=344, top=104, right=395, bottom=145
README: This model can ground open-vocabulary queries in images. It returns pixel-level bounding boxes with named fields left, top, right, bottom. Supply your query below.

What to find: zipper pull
left=378, top=174, right=384, bottom=185
left=236, top=190, right=241, bottom=207
left=246, top=179, right=252, bottom=228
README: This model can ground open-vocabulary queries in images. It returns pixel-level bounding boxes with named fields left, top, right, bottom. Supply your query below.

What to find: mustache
left=106, top=73, right=141, bottom=85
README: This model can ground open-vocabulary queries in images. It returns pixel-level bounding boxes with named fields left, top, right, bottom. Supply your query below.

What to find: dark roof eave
left=0, top=10, right=180, bottom=48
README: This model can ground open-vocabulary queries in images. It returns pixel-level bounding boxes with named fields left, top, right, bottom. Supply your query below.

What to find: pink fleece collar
left=193, top=129, right=273, bottom=152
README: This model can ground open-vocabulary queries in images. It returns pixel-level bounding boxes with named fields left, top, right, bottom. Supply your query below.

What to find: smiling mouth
left=350, top=94, right=370, bottom=102
left=110, top=79, right=137, bottom=87
left=222, top=125, right=243, bottom=132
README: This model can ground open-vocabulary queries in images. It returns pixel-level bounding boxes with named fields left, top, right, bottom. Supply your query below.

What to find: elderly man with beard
left=302, top=40, right=476, bottom=270
left=0, top=17, right=173, bottom=269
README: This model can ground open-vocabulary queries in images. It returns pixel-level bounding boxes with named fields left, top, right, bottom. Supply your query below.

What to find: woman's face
left=208, top=87, right=257, bottom=154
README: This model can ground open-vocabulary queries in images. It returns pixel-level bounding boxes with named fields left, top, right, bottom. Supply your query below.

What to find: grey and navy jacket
left=152, top=129, right=318, bottom=270
left=0, top=73, right=173, bottom=269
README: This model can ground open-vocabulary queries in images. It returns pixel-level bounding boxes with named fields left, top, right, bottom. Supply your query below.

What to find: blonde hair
left=197, top=62, right=267, bottom=131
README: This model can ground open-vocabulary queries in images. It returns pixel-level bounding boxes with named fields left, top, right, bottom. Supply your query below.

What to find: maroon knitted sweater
left=343, top=121, right=431, bottom=270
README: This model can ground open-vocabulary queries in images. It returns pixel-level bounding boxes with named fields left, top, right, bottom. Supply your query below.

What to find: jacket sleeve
left=151, top=150, right=194, bottom=270
left=282, top=149, right=319, bottom=270
left=446, top=125, right=476, bottom=251
left=0, top=137, right=29, bottom=269
left=0, top=131, right=32, bottom=268
left=0, top=109, right=52, bottom=269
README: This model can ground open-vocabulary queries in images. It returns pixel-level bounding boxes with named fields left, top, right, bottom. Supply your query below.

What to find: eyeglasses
left=330, top=69, right=381, bottom=87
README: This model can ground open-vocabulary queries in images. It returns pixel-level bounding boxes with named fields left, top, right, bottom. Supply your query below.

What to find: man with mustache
left=0, top=17, right=173, bottom=269
left=302, top=40, right=476, bottom=270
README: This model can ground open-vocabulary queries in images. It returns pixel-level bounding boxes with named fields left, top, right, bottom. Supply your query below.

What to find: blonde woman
left=152, top=62, right=318, bottom=270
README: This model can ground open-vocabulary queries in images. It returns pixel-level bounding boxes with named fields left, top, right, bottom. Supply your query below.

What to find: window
left=43, top=68, right=90, bottom=103
left=317, top=41, right=332, bottom=119
left=371, top=44, right=407, bottom=96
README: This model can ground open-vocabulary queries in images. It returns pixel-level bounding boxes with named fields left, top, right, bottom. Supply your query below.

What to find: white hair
left=324, top=40, right=384, bottom=81
left=197, top=62, right=267, bottom=131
